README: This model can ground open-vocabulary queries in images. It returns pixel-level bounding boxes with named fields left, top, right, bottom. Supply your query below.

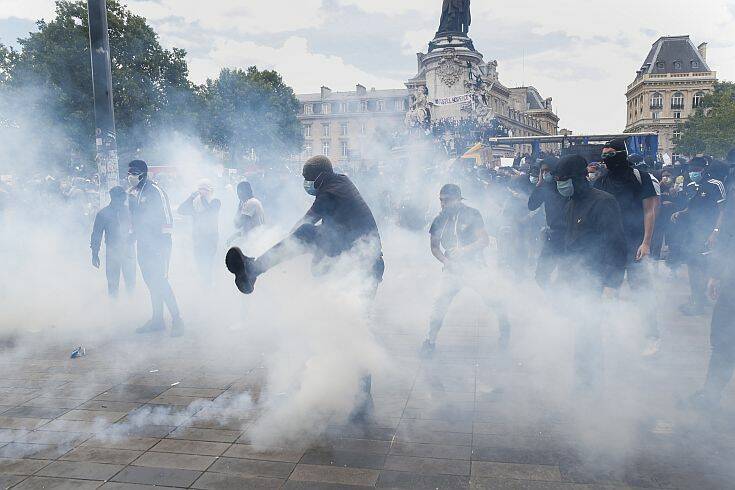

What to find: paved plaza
left=1, top=278, right=735, bottom=490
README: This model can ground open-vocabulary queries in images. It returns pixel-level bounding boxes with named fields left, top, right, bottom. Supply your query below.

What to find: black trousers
left=535, top=230, right=564, bottom=288
left=106, top=247, right=136, bottom=297
left=256, top=223, right=384, bottom=292
left=704, top=275, right=735, bottom=398
left=138, top=235, right=180, bottom=322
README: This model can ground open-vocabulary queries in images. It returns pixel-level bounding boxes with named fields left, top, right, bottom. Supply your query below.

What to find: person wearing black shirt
left=225, top=155, right=383, bottom=423
left=90, top=186, right=136, bottom=297
left=687, top=176, right=735, bottom=409
left=128, top=160, right=184, bottom=337
left=528, top=156, right=567, bottom=287
left=554, top=155, right=627, bottom=390
left=671, top=158, right=726, bottom=315
left=596, top=138, right=661, bottom=355
left=421, top=184, right=511, bottom=357
left=226, top=155, right=383, bottom=294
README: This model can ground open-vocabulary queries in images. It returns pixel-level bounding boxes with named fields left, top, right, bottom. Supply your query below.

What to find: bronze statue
left=437, top=0, right=471, bottom=35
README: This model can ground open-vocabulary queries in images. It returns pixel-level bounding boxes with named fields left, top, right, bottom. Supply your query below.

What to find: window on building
left=322, top=124, right=330, bottom=138
left=349, top=101, right=359, bottom=113
left=673, top=60, right=682, bottom=70
left=650, top=93, right=663, bottom=109
left=341, top=102, right=348, bottom=113
left=377, top=100, right=384, bottom=112
left=341, top=123, right=348, bottom=137
left=322, top=141, right=330, bottom=155
left=361, top=100, right=368, bottom=112
left=331, top=103, right=340, bottom=114
left=656, top=61, right=665, bottom=70
left=673, top=111, right=682, bottom=119
left=673, top=130, right=682, bottom=141
left=394, top=99, right=403, bottom=111
left=671, top=92, right=684, bottom=109
left=304, top=143, right=312, bottom=156
left=304, top=125, right=311, bottom=138
left=693, top=92, right=705, bottom=108
left=313, top=103, right=323, bottom=114
left=652, top=111, right=661, bottom=120
left=692, top=60, right=700, bottom=69
left=304, top=104, right=313, bottom=115
left=341, top=141, right=349, bottom=157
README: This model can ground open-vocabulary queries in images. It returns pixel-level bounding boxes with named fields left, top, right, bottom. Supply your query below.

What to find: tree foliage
left=0, top=1, right=304, bottom=172
left=1, top=0, right=195, bottom=168
left=198, top=67, right=303, bottom=165
left=677, top=81, right=735, bottom=158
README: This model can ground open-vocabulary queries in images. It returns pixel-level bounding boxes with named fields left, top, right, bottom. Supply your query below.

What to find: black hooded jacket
left=563, top=184, right=628, bottom=289
left=305, top=172, right=382, bottom=256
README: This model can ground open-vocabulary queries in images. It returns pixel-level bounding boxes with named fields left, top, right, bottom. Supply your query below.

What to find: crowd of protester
left=3, top=136, right=735, bottom=413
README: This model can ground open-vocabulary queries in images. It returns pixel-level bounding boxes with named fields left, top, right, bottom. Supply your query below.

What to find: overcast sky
left=2, top=0, right=734, bottom=133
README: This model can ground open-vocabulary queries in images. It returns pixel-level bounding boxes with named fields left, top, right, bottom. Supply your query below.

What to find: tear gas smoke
left=0, top=79, right=732, bottom=485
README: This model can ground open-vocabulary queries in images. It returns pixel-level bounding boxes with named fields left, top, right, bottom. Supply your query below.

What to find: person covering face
left=554, top=155, right=627, bottom=290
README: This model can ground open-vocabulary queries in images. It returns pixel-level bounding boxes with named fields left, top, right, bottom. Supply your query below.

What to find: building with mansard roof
left=625, top=35, right=717, bottom=159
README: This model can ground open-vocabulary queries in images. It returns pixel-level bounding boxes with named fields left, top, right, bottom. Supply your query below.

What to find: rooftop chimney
left=698, top=42, right=708, bottom=62
left=320, top=86, right=332, bottom=99
left=356, top=84, right=366, bottom=96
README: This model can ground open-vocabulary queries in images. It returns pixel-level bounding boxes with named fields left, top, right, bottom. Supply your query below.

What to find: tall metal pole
left=87, top=0, right=119, bottom=199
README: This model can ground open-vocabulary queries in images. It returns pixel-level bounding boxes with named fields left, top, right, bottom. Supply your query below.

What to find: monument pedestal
left=406, top=33, right=492, bottom=122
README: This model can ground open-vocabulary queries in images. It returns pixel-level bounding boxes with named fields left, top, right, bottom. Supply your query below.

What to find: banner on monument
left=433, top=93, right=472, bottom=106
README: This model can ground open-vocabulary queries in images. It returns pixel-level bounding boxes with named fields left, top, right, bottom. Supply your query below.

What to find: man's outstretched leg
left=226, top=223, right=319, bottom=294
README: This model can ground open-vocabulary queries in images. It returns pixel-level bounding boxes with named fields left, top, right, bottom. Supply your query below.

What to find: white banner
left=433, top=93, right=472, bottom=106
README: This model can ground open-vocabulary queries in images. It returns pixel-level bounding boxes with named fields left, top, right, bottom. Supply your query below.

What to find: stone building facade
left=625, top=35, right=717, bottom=159
left=296, top=85, right=409, bottom=167
left=295, top=4, right=560, bottom=167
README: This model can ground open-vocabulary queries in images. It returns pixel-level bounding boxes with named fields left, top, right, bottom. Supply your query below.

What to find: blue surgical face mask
left=303, top=179, right=317, bottom=196
left=689, top=171, right=703, bottom=183
left=543, top=172, right=554, bottom=184
left=556, top=178, right=574, bottom=197
left=529, top=175, right=539, bottom=184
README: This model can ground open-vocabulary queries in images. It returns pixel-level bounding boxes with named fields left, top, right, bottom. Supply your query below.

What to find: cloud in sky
left=1, top=0, right=734, bottom=133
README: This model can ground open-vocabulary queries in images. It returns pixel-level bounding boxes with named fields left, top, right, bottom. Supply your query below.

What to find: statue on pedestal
left=437, top=0, right=471, bottom=35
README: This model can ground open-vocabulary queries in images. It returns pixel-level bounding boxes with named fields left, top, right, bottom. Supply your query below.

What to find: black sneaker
left=420, top=339, right=435, bottom=359
left=226, top=247, right=257, bottom=294
left=136, top=319, right=165, bottom=334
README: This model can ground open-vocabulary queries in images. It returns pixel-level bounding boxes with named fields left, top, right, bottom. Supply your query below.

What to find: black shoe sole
left=225, top=247, right=254, bottom=295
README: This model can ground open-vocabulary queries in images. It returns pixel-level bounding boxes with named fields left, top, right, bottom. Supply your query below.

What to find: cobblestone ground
left=1, top=283, right=735, bottom=490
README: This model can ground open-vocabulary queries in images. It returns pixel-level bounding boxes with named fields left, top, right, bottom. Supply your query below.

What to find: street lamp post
left=87, top=0, right=119, bottom=200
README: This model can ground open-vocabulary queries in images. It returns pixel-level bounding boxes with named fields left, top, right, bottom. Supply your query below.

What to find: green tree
left=677, top=81, right=735, bottom=158
left=1, top=0, right=197, bottom=170
left=198, top=67, right=303, bottom=165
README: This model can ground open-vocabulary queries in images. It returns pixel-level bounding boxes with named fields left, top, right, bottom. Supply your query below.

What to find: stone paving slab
left=207, top=456, right=295, bottom=479
left=110, top=465, right=202, bottom=487
left=289, top=463, right=380, bottom=486
left=35, top=460, right=124, bottom=480
left=10, top=476, right=104, bottom=489
left=190, top=471, right=284, bottom=490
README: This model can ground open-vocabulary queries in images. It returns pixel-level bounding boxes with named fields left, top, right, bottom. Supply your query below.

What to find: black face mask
left=602, top=151, right=629, bottom=173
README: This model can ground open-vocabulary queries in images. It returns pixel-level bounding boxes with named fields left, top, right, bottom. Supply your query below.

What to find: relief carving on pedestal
left=436, top=52, right=464, bottom=88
